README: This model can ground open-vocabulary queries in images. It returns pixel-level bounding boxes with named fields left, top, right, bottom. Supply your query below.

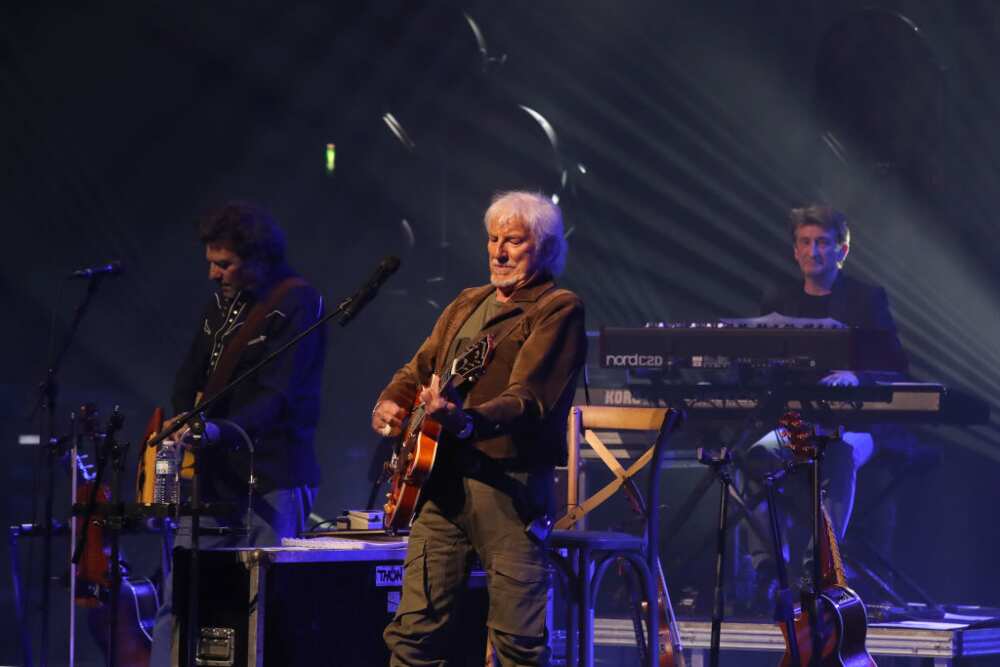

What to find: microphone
left=70, top=260, right=123, bottom=279
left=339, top=256, right=401, bottom=326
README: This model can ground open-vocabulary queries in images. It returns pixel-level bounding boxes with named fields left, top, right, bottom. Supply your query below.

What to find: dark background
left=3, top=1, right=1000, bottom=664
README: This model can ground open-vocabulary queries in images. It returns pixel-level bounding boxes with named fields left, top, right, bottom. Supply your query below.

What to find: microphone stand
left=764, top=461, right=809, bottom=667
left=28, top=273, right=110, bottom=667
left=144, top=259, right=398, bottom=667
left=698, top=446, right=733, bottom=667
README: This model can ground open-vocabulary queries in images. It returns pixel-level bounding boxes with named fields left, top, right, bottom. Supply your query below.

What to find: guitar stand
left=806, top=431, right=831, bottom=667
left=659, top=381, right=794, bottom=587
left=758, top=432, right=831, bottom=667
left=70, top=408, right=128, bottom=667
left=763, top=462, right=808, bottom=667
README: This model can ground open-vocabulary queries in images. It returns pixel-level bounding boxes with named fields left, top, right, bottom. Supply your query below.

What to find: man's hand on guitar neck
left=154, top=414, right=220, bottom=447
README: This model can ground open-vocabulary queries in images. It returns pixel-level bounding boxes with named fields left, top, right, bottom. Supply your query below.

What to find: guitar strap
left=449, top=286, right=573, bottom=518
left=200, top=276, right=308, bottom=405
left=473, top=285, right=569, bottom=355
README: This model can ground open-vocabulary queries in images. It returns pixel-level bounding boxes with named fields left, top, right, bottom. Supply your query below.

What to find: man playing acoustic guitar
left=149, top=201, right=326, bottom=666
left=372, top=191, right=587, bottom=666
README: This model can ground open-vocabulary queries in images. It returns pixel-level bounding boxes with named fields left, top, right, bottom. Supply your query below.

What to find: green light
left=325, top=143, right=336, bottom=174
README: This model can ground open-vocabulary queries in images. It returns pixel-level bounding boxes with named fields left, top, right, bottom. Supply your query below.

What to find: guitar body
left=383, top=404, right=443, bottom=530
left=136, top=397, right=200, bottom=505
left=382, top=336, right=495, bottom=531
left=779, top=585, right=876, bottom=667
left=655, top=587, right=679, bottom=667
left=86, top=576, right=159, bottom=667
left=641, top=589, right=680, bottom=667
left=777, top=412, right=876, bottom=667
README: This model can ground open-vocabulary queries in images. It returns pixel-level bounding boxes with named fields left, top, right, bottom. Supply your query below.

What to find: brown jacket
left=377, top=277, right=587, bottom=467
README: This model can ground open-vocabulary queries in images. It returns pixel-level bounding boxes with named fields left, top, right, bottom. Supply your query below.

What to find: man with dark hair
left=149, top=201, right=326, bottom=666
left=373, top=191, right=586, bottom=666
left=763, top=205, right=900, bottom=344
left=747, top=203, right=907, bottom=602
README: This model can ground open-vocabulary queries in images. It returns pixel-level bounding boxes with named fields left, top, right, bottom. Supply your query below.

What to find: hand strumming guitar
left=372, top=400, right=408, bottom=438
left=155, top=414, right=220, bottom=447
left=371, top=375, right=471, bottom=439
left=419, top=374, right=471, bottom=437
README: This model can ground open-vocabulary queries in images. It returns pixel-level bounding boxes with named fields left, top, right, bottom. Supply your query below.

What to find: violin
left=776, top=412, right=876, bottom=667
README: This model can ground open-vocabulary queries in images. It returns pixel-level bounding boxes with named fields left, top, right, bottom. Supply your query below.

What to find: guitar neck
left=821, top=502, right=849, bottom=588
left=655, top=559, right=688, bottom=667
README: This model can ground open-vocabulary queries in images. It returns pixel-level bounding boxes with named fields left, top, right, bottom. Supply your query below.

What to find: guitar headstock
left=60, top=403, right=100, bottom=484
left=79, top=402, right=100, bottom=437
left=450, top=334, right=495, bottom=387
left=778, top=411, right=813, bottom=458
left=778, top=411, right=843, bottom=459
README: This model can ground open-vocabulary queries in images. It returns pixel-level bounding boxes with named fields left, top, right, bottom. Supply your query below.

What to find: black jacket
left=172, top=276, right=326, bottom=499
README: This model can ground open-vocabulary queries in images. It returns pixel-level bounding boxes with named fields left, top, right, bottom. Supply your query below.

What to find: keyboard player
left=746, top=203, right=908, bottom=601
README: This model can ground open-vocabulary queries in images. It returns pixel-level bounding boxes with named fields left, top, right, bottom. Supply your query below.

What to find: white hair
left=483, top=191, right=567, bottom=276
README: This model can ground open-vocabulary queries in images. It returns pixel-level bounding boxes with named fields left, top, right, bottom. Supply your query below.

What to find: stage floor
left=578, top=616, right=1000, bottom=666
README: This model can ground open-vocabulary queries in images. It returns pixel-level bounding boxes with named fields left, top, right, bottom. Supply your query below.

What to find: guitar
left=136, top=393, right=202, bottom=505
left=70, top=409, right=158, bottom=667
left=777, top=412, right=876, bottom=667
left=383, top=335, right=495, bottom=530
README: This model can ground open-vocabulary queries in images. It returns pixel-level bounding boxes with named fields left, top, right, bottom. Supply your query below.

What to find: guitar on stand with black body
left=773, top=412, right=876, bottom=667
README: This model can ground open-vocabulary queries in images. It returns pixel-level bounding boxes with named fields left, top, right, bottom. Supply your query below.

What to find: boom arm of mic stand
left=147, top=288, right=357, bottom=449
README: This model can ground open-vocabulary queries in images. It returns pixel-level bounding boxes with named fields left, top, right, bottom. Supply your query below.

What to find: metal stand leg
left=565, top=548, right=579, bottom=667
left=699, top=448, right=733, bottom=667
left=9, top=524, right=34, bottom=667
left=809, top=458, right=824, bottom=667
left=709, top=473, right=729, bottom=667
left=580, top=546, right=594, bottom=667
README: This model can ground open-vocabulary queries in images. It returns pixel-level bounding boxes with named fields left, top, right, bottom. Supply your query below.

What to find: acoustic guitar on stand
left=777, top=412, right=876, bottom=667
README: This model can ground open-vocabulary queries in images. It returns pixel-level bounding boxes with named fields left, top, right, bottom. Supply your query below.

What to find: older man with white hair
left=372, top=191, right=587, bottom=666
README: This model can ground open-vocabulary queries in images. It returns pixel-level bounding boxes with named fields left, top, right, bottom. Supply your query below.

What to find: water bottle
left=153, top=440, right=180, bottom=504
